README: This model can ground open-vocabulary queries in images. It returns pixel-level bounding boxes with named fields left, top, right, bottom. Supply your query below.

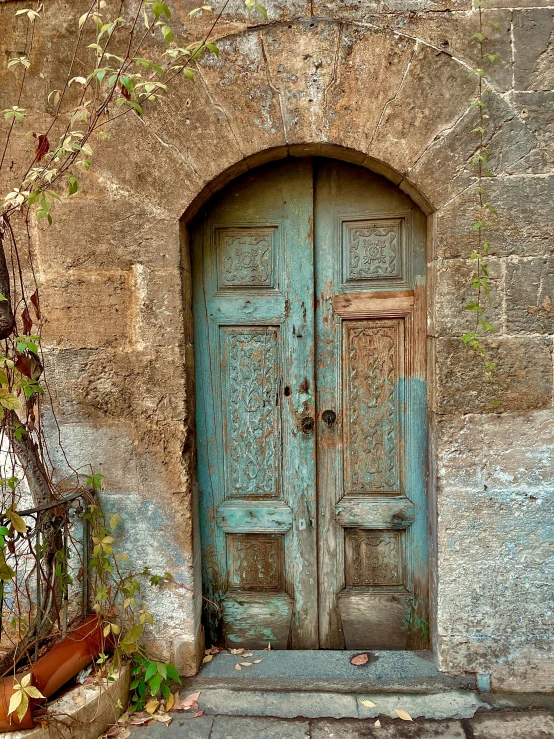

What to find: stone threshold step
left=184, top=650, right=477, bottom=694
left=178, top=688, right=488, bottom=721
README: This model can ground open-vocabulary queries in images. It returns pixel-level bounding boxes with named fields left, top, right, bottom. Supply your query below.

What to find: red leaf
left=30, top=290, right=41, bottom=320
left=350, top=653, right=369, bottom=666
left=35, top=134, right=49, bottom=163
left=21, top=306, right=32, bottom=335
left=193, top=710, right=205, bottom=718
left=120, top=84, right=131, bottom=100
left=15, top=353, right=32, bottom=378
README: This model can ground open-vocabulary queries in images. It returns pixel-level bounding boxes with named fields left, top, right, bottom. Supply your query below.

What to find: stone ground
left=128, top=710, right=554, bottom=738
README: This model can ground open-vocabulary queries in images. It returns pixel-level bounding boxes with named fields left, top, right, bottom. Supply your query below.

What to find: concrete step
left=183, top=649, right=478, bottom=694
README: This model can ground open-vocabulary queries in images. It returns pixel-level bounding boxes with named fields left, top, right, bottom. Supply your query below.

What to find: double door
left=192, top=158, right=428, bottom=650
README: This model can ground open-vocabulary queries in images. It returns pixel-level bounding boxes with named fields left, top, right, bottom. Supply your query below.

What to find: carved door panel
left=314, top=160, right=428, bottom=649
left=192, top=159, right=318, bottom=649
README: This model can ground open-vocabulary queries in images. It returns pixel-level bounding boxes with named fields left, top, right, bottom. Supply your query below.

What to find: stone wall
left=0, top=0, right=552, bottom=689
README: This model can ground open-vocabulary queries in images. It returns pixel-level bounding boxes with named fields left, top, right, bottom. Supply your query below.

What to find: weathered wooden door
left=192, top=158, right=428, bottom=650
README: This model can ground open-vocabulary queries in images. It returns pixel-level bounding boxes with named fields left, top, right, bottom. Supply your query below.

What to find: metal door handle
left=322, top=409, right=337, bottom=428
left=301, top=416, right=315, bottom=434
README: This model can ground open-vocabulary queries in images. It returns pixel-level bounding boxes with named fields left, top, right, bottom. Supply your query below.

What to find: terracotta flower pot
left=0, top=676, right=35, bottom=732
left=31, top=615, right=105, bottom=699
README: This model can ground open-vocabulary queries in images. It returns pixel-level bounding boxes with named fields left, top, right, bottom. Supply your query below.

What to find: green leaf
left=68, top=176, right=79, bottom=195
left=165, top=663, right=181, bottom=683
left=151, top=2, right=171, bottom=20
left=148, top=673, right=162, bottom=696
left=144, top=662, right=157, bottom=682
left=183, top=68, right=195, bottom=81
left=156, top=662, right=167, bottom=679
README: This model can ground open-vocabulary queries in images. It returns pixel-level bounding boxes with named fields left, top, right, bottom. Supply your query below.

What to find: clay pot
left=31, top=615, right=104, bottom=699
left=0, top=676, right=35, bottom=732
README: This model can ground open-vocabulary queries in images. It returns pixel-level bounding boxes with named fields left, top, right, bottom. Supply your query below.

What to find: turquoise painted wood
left=192, top=159, right=318, bottom=649
left=192, top=158, right=428, bottom=650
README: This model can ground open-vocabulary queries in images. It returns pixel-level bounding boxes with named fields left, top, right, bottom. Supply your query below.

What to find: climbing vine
left=462, top=0, right=501, bottom=376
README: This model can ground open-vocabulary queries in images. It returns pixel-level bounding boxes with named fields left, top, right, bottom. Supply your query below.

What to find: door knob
left=322, top=409, right=337, bottom=428
left=301, top=416, right=315, bottom=434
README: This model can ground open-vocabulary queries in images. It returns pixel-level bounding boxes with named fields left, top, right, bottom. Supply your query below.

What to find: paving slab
left=185, top=650, right=477, bottom=693
left=469, top=710, right=554, bottom=738
left=311, top=718, right=466, bottom=738
left=211, top=716, right=310, bottom=738
left=128, top=714, right=214, bottom=738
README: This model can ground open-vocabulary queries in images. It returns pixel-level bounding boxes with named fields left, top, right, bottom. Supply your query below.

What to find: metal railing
left=0, top=491, right=91, bottom=660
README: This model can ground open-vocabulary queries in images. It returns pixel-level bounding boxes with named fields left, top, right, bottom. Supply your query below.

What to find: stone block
left=44, top=347, right=187, bottom=423
left=433, top=336, right=552, bottom=414
left=513, top=10, right=554, bottom=91
left=436, top=485, right=554, bottom=636
left=363, top=10, right=512, bottom=93
left=37, top=196, right=180, bottom=271
left=211, top=716, right=311, bottom=739
left=40, top=270, right=132, bottom=350
left=511, top=92, right=554, bottom=173
left=431, top=257, right=504, bottom=337
left=471, top=711, right=554, bottom=736
left=324, top=26, right=415, bottom=153
left=505, top=256, right=554, bottom=333
left=131, top=265, right=186, bottom=350
left=435, top=410, right=554, bottom=492
left=491, top=651, right=554, bottom=693
left=198, top=34, right=285, bottom=157
left=262, top=21, right=341, bottom=145
left=436, top=175, right=554, bottom=259
left=370, top=44, right=477, bottom=175
left=313, top=0, right=472, bottom=16
left=409, top=93, right=539, bottom=208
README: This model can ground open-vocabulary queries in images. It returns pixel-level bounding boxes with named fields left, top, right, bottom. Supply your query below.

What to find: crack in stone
left=196, top=66, right=246, bottom=157
left=260, top=31, right=288, bottom=142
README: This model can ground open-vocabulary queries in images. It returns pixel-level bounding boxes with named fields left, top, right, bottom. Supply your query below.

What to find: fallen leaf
left=374, top=719, right=381, bottom=728
left=150, top=713, right=172, bottom=724
left=240, top=662, right=252, bottom=667
left=145, top=700, right=160, bottom=715
left=243, top=653, right=253, bottom=657
left=190, top=701, right=199, bottom=711
left=252, top=659, right=262, bottom=664
left=166, top=693, right=175, bottom=711
left=205, top=646, right=220, bottom=655
left=230, top=648, right=244, bottom=655
left=202, top=654, right=213, bottom=664
left=394, top=709, right=413, bottom=721
left=193, top=710, right=205, bottom=718
left=360, top=699, right=376, bottom=708
left=264, top=642, right=272, bottom=650
left=235, top=663, right=242, bottom=671
left=350, top=653, right=369, bottom=666
left=175, top=691, right=201, bottom=710
left=128, top=713, right=153, bottom=726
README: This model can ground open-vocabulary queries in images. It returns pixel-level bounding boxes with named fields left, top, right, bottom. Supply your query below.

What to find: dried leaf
left=193, top=710, right=205, bottom=718
left=360, top=699, right=376, bottom=708
left=128, top=713, right=153, bottom=726
left=394, top=709, right=413, bottom=721
left=35, top=134, right=49, bottom=163
left=229, top=648, right=244, bottom=655
left=176, top=691, right=201, bottom=710
left=242, top=653, right=253, bottom=657
left=30, top=290, right=41, bottom=320
left=145, top=700, right=160, bottom=715
left=264, top=642, right=272, bottom=650
left=252, top=659, right=262, bottom=664
left=202, top=654, right=213, bottom=664
left=21, top=306, right=33, bottom=335
left=14, top=353, right=32, bottom=378
left=239, top=662, right=252, bottom=667
left=350, top=653, right=369, bottom=666
left=374, top=719, right=381, bottom=728
left=150, top=713, right=172, bottom=724
left=234, top=664, right=242, bottom=671
left=165, top=692, right=175, bottom=711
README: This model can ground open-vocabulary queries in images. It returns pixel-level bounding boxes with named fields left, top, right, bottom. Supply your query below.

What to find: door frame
left=181, top=145, right=436, bottom=667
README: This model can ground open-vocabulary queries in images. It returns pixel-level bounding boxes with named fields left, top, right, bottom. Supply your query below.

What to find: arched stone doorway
left=190, top=157, right=428, bottom=651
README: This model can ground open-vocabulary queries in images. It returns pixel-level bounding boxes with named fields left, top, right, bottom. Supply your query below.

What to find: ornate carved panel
left=217, top=227, right=276, bottom=289
left=221, top=327, right=280, bottom=498
left=345, top=529, right=403, bottom=587
left=342, top=219, right=403, bottom=286
left=343, top=320, right=402, bottom=493
left=227, top=534, right=284, bottom=590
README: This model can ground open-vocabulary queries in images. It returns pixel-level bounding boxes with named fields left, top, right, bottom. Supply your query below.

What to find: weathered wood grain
left=337, top=588, right=411, bottom=650
left=335, top=497, right=416, bottom=529
left=217, top=502, right=293, bottom=533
